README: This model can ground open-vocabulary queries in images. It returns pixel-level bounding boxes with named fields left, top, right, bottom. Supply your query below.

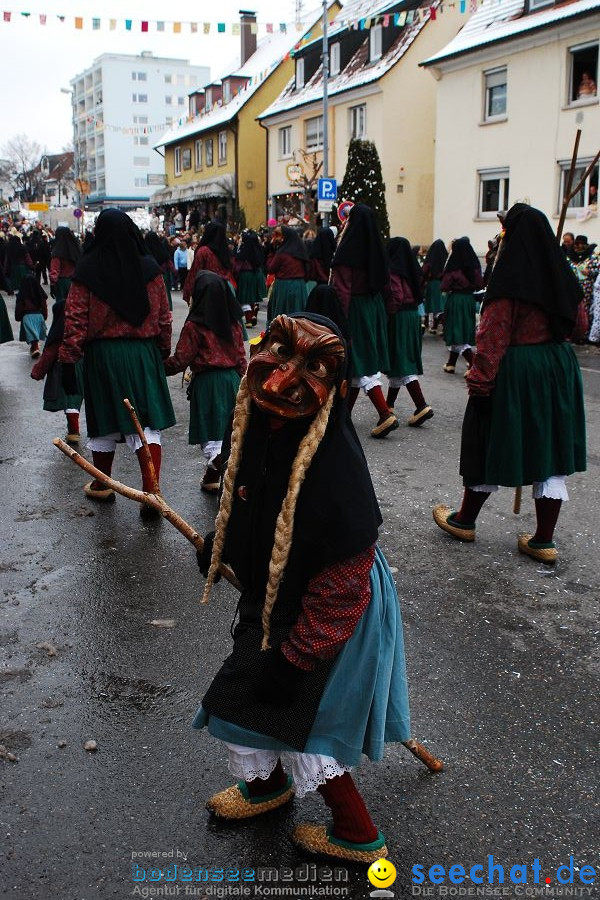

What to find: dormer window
left=369, top=24, right=382, bottom=62
left=330, top=42, right=340, bottom=76
left=223, top=81, right=231, bottom=103
left=205, top=88, right=213, bottom=111
left=526, top=0, right=553, bottom=10
left=296, top=57, right=305, bottom=90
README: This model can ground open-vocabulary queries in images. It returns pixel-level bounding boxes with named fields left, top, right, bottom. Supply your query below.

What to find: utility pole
left=321, top=0, right=330, bottom=227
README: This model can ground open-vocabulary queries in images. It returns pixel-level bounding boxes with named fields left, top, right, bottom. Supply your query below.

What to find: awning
left=150, top=174, right=235, bottom=205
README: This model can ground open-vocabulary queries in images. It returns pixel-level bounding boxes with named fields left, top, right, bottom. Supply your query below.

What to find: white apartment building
left=70, top=52, right=209, bottom=208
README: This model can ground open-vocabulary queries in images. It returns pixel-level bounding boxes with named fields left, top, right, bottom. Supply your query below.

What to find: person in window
left=440, top=237, right=483, bottom=376
left=576, top=71, right=597, bottom=99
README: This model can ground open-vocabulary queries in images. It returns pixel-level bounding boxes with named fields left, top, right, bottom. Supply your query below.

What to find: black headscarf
left=309, top=227, right=337, bottom=271
left=484, top=203, right=582, bottom=341
left=71, top=209, right=160, bottom=327
left=387, top=237, right=423, bottom=302
left=424, top=239, right=448, bottom=278
left=236, top=230, right=264, bottom=269
left=444, top=236, right=482, bottom=290
left=200, top=222, right=231, bottom=271
left=51, top=226, right=81, bottom=263
left=306, top=284, right=351, bottom=346
left=331, top=203, right=388, bottom=293
left=6, top=235, right=28, bottom=266
left=82, top=230, right=94, bottom=251
left=187, top=270, right=243, bottom=342
left=144, top=231, right=171, bottom=266
left=276, top=225, right=309, bottom=261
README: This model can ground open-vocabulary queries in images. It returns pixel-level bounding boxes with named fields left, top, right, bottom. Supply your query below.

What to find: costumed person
left=308, top=226, right=337, bottom=286
left=144, top=231, right=174, bottom=310
left=163, top=272, right=246, bottom=494
left=15, top=274, right=48, bottom=359
left=234, top=230, right=266, bottom=328
left=183, top=222, right=236, bottom=305
left=330, top=203, right=395, bottom=438
left=0, top=290, right=14, bottom=343
left=58, top=209, right=175, bottom=516
left=6, top=234, right=34, bottom=293
left=433, top=204, right=586, bottom=565
left=384, top=237, right=433, bottom=427
left=266, top=225, right=309, bottom=321
left=195, top=312, right=410, bottom=864
left=49, top=226, right=81, bottom=303
left=422, top=239, right=448, bottom=334
left=440, top=236, right=483, bottom=375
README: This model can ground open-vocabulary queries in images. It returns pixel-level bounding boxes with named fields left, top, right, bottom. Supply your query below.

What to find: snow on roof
left=260, top=4, right=431, bottom=119
left=422, top=0, right=600, bottom=66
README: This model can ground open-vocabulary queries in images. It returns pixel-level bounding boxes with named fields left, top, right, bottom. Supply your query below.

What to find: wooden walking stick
left=123, top=397, right=159, bottom=494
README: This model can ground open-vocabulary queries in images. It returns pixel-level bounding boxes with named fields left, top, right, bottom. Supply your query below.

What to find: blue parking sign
left=317, top=178, right=337, bottom=201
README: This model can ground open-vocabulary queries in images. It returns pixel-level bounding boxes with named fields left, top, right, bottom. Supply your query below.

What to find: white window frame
left=218, top=130, right=227, bottom=165
left=205, top=88, right=213, bottom=111
left=558, top=157, right=598, bottom=211
left=305, top=115, right=323, bottom=151
left=477, top=168, right=510, bottom=218
left=483, top=67, right=507, bottom=121
left=330, top=42, right=341, bottom=76
left=223, top=80, right=231, bottom=103
left=174, top=146, right=182, bottom=177
left=205, top=139, right=214, bottom=167
left=349, top=104, right=366, bottom=140
left=567, top=41, right=599, bottom=105
left=369, top=24, right=382, bottom=62
left=279, top=126, right=292, bottom=159
left=295, top=57, right=305, bottom=90
left=195, top=139, right=203, bottom=170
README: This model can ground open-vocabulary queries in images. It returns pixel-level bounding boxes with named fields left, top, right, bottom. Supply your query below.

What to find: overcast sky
left=0, top=0, right=321, bottom=154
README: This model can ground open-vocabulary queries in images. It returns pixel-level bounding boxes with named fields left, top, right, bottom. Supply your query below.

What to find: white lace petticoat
left=224, top=742, right=352, bottom=799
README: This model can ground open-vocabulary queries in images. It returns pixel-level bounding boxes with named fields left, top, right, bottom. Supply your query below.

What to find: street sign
left=73, top=208, right=83, bottom=219
left=147, top=174, right=167, bottom=185
left=317, top=178, right=337, bottom=201
left=286, top=163, right=304, bottom=185
left=317, top=200, right=334, bottom=213
left=25, top=202, right=49, bottom=212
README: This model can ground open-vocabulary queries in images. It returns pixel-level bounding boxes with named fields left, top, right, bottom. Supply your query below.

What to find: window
left=330, top=42, right=340, bottom=76
left=165, top=96, right=173, bottom=105
left=305, top=115, right=323, bottom=151
left=132, top=71, right=147, bottom=80
left=568, top=42, right=598, bottom=103
left=295, top=57, right=305, bottom=90
left=223, top=81, right=231, bottom=103
left=178, top=97, right=185, bottom=106
left=558, top=159, right=599, bottom=210
left=218, top=131, right=227, bottom=164
left=205, top=139, right=214, bottom=167
left=182, top=148, right=192, bottom=170
left=133, top=93, right=148, bottom=103
left=527, top=0, right=554, bottom=10
left=195, top=139, right=203, bottom=170
left=205, top=88, right=213, bottom=111
left=177, top=74, right=185, bottom=86
left=478, top=168, right=509, bottom=216
left=166, top=117, right=174, bottom=126
left=133, top=136, right=149, bottom=145
left=134, top=177, right=147, bottom=187
left=279, top=126, right=292, bottom=158
left=165, top=74, right=172, bottom=84
left=133, top=156, right=150, bottom=166
left=484, top=67, right=507, bottom=120
left=369, top=24, right=382, bottom=62
left=133, top=115, right=148, bottom=124
left=349, top=104, right=366, bottom=139
left=174, top=147, right=182, bottom=176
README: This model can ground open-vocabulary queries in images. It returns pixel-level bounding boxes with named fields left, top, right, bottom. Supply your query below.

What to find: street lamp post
left=321, top=0, right=330, bottom=227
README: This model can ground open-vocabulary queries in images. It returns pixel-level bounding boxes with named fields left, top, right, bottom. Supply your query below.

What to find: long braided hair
left=201, top=376, right=337, bottom=651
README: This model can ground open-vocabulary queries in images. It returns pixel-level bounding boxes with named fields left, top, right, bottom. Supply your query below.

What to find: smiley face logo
left=367, top=859, right=397, bottom=889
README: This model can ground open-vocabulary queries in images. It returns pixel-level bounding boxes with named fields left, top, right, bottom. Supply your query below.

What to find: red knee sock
left=386, top=387, right=400, bottom=409
left=136, top=443, right=161, bottom=493
left=244, top=759, right=288, bottom=798
left=453, top=488, right=490, bottom=526
left=317, top=772, right=379, bottom=845
left=406, top=380, right=427, bottom=411
left=532, top=498, right=562, bottom=543
left=91, top=451, right=114, bottom=491
left=347, top=386, right=360, bottom=412
left=462, top=348, right=474, bottom=367
left=366, top=385, right=391, bottom=419
left=66, top=412, right=79, bottom=435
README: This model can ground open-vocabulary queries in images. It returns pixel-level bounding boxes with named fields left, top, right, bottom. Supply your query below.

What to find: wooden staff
left=124, top=397, right=159, bottom=494
left=402, top=738, right=444, bottom=772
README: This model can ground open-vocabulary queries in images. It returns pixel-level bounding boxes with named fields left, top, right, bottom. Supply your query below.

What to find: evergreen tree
left=338, top=139, right=390, bottom=240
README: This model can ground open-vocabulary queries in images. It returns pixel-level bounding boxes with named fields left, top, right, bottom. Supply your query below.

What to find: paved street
left=0, top=292, right=598, bottom=900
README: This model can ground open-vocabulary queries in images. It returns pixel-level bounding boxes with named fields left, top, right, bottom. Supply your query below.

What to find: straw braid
left=260, top=386, right=337, bottom=650
left=201, top=377, right=252, bottom=604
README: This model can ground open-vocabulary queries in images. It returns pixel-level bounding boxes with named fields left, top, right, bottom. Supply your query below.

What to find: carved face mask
left=247, top=315, right=346, bottom=419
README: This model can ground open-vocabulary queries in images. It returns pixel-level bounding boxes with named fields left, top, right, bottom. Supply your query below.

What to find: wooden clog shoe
left=206, top=777, right=294, bottom=820
left=292, top=824, right=387, bottom=865
left=432, top=504, right=475, bottom=542
left=83, top=481, right=115, bottom=502
left=517, top=534, right=558, bottom=565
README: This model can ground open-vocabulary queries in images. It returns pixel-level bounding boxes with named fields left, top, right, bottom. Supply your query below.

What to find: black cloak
left=309, top=227, right=337, bottom=270
left=200, top=222, right=231, bottom=271
left=387, top=236, right=423, bottom=302
left=51, top=226, right=81, bottom=263
left=484, top=203, right=582, bottom=341
left=187, top=271, right=243, bottom=343
left=71, top=209, right=160, bottom=327
left=276, top=225, right=309, bottom=261
left=424, top=239, right=448, bottom=279
left=331, top=203, right=388, bottom=293
left=236, top=230, right=264, bottom=269
left=444, top=236, right=482, bottom=290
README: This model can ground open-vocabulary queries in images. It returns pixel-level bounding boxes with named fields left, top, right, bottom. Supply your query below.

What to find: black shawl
left=71, top=209, right=160, bottom=327
left=387, top=237, right=423, bottom=302
left=444, top=236, right=482, bottom=290
left=331, top=203, right=388, bottom=293
left=276, top=225, right=309, bottom=261
left=236, top=230, right=264, bottom=269
left=484, top=203, right=582, bottom=341
left=200, top=222, right=231, bottom=271
left=187, top=271, right=243, bottom=342
left=424, top=239, right=448, bottom=278
left=51, top=226, right=81, bottom=263
left=309, top=227, right=337, bottom=270
left=144, top=231, right=172, bottom=266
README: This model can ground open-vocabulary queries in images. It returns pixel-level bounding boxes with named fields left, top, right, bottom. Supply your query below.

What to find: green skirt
left=387, top=308, right=423, bottom=378
left=0, top=296, right=14, bottom=343
left=425, top=279, right=445, bottom=314
left=188, top=368, right=240, bottom=445
left=43, top=359, right=84, bottom=412
left=10, top=263, right=30, bottom=293
left=444, top=292, right=476, bottom=346
left=237, top=269, right=267, bottom=307
left=54, top=276, right=72, bottom=303
left=83, top=338, right=176, bottom=438
left=460, top=342, right=586, bottom=487
left=267, top=279, right=307, bottom=322
left=348, top=293, right=390, bottom=377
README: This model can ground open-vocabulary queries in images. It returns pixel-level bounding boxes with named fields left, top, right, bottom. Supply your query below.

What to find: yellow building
left=152, top=9, right=340, bottom=229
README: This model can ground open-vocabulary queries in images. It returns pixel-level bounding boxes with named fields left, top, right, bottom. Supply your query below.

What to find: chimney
left=239, top=10, right=257, bottom=66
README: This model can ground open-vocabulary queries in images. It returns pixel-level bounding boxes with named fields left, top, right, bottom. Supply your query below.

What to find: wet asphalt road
left=0, top=292, right=598, bottom=900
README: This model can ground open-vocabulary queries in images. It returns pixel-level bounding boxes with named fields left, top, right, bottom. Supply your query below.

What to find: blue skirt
left=192, top=546, right=411, bottom=767
left=19, top=313, right=47, bottom=344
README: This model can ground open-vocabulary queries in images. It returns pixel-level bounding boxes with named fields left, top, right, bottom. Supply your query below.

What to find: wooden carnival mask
left=247, top=315, right=346, bottom=419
